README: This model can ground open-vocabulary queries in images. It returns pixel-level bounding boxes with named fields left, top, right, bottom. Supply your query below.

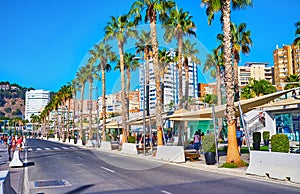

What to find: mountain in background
left=0, top=81, right=34, bottom=119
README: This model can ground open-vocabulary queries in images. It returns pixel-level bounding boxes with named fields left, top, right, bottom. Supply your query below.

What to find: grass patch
left=221, top=160, right=249, bottom=168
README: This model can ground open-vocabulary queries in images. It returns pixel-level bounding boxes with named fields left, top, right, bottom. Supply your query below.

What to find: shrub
left=202, top=134, right=216, bottom=153
left=263, top=131, right=270, bottom=140
left=271, top=134, right=289, bottom=153
left=221, top=160, right=249, bottom=168
left=105, top=133, right=111, bottom=141
left=128, top=136, right=136, bottom=143
left=253, top=132, right=261, bottom=143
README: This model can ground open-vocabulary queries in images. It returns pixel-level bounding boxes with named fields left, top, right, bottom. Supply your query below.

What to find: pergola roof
left=166, top=89, right=295, bottom=120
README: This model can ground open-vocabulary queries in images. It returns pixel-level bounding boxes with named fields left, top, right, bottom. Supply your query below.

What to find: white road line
left=28, top=148, right=33, bottom=151
left=161, top=190, right=172, bottom=194
left=44, top=148, right=51, bottom=150
left=24, top=147, right=29, bottom=194
left=62, top=147, right=69, bottom=149
left=53, top=147, right=60, bottom=150
left=100, top=166, right=115, bottom=173
left=76, top=156, right=83, bottom=160
left=36, top=148, right=42, bottom=151
left=70, top=147, right=77, bottom=149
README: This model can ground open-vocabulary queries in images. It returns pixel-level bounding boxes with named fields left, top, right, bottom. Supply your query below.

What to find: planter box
left=121, top=143, right=138, bottom=155
left=100, top=141, right=112, bottom=151
left=246, top=151, right=300, bottom=183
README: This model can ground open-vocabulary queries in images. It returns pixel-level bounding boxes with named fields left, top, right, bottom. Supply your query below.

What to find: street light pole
left=143, top=61, right=146, bottom=155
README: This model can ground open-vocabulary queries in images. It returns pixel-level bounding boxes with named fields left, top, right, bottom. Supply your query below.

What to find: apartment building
left=238, top=62, right=274, bottom=88
left=139, top=57, right=198, bottom=113
left=25, top=90, right=50, bottom=121
left=273, top=44, right=300, bottom=88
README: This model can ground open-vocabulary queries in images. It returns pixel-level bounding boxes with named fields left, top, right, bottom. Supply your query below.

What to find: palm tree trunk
left=216, top=67, right=223, bottom=137
left=80, top=84, right=85, bottom=143
left=126, top=68, right=131, bottom=121
left=222, top=0, right=242, bottom=165
left=102, top=68, right=107, bottom=141
left=88, top=80, right=93, bottom=140
left=150, top=20, right=163, bottom=146
left=178, top=34, right=183, bottom=109
left=118, top=41, right=127, bottom=143
left=145, top=50, right=150, bottom=117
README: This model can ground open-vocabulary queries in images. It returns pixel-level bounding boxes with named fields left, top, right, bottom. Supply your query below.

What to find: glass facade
left=275, top=113, right=300, bottom=141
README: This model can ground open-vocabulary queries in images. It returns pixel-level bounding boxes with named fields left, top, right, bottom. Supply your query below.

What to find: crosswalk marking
left=27, top=146, right=80, bottom=152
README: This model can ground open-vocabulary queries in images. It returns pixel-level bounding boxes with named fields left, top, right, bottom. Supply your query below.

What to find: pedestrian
left=193, top=131, right=201, bottom=155
left=7, top=136, right=12, bottom=161
left=236, top=126, right=244, bottom=155
left=17, top=136, right=23, bottom=151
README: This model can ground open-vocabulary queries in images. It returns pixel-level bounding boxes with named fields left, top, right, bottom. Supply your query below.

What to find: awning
left=167, top=109, right=212, bottom=121
left=127, top=112, right=170, bottom=125
left=106, top=120, right=120, bottom=129
left=259, top=95, right=300, bottom=108
left=166, top=89, right=295, bottom=120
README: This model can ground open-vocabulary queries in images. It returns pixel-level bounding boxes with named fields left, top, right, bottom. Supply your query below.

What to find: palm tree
left=85, top=59, right=100, bottom=142
left=90, top=41, right=117, bottom=141
left=115, top=52, right=140, bottom=120
left=284, top=74, right=300, bottom=90
left=182, top=39, right=201, bottom=110
left=231, top=22, right=252, bottom=101
left=71, top=78, right=80, bottom=132
left=76, top=66, right=88, bottom=144
left=241, top=79, right=276, bottom=99
left=104, top=15, right=136, bottom=143
left=158, top=48, right=173, bottom=109
left=135, top=30, right=152, bottom=116
left=201, top=0, right=253, bottom=165
left=164, top=7, right=196, bottom=109
left=294, top=21, right=300, bottom=46
left=129, top=0, right=175, bottom=145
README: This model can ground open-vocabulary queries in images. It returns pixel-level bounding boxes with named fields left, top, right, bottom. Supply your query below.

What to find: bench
left=185, top=151, right=200, bottom=161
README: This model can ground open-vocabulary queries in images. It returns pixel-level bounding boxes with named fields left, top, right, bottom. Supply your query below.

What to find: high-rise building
left=238, top=62, right=274, bottom=88
left=273, top=44, right=300, bottom=88
left=25, top=90, right=50, bottom=121
left=139, top=57, right=198, bottom=113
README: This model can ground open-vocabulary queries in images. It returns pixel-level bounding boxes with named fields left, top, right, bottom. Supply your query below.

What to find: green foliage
left=221, top=160, right=248, bottom=168
left=105, top=133, right=111, bottom=141
left=203, top=94, right=217, bottom=105
left=284, top=74, right=300, bottom=89
left=262, top=131, right=270, bottom=140
left=128, top=136, right=136, bottom=143
left=12, top=109, right=22, bottom=116
left=202, top=134, right=216, bottom=152
left=271, top=134, right=289, bottom=153
left=5, top=108, right=11, bottom=113
left=253, top=132, right=261, bottom=143
left=241, top=79, right=276, bottom=99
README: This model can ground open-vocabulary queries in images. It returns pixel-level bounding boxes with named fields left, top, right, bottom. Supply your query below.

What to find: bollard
left=9, top=150, right=23, bottom=168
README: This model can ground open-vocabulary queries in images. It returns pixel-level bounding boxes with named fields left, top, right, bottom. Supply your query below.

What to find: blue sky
left=0, top=0, right=299, bottom=94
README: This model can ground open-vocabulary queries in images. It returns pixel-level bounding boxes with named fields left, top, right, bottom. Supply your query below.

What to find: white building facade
left=139, top=57, right=198, bottom=113
left=25, top=90, right=50, bottom=121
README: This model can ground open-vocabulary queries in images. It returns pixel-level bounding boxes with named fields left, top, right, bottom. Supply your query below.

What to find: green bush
left=271, top=134, right=289, bottom=153
left=105, top=133, right=111, bottom=141
left=253, top=132, right=261, bottom=143
left=263, top=131, right=270, bottom=140
left=128, top=136, right=136, bottom=143
left=202, top=134, right=216, bottom=153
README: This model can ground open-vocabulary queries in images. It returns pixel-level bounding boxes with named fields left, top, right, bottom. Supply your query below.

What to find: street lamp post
left=143, top=61, right=146, bottom=155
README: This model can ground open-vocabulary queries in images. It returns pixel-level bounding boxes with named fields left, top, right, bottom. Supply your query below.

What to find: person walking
left=236, top=126, right=244, bottom=155
left=193, top=131, right=201, bottom=155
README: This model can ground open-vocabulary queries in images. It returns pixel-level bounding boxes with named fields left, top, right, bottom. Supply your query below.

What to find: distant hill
left=0, top=81, right=34, bottom=119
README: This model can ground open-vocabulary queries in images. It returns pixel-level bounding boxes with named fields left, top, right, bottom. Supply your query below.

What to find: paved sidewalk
left=0, top=143, right=24, bottom=194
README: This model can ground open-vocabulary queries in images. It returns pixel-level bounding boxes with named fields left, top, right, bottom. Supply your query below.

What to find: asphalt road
left=24, top=139, right=300, bottom=194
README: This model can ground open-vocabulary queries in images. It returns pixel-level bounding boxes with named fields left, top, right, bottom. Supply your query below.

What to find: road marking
left=44, top=148, right=51, bottom=150
left=100, top=166, right=115, bottom=173
left=161, top=190, right=172, bottom=194
left=53, top=147, right=60, bottom=150
left=28, top=148, right=33, bottom=151
left=62, top=147, right=69, bottom=149
left=24, top=147, right=29, bottom=194
left=76, top=156, right=83, bottom=160
left=36, top=148, right=42, bottom=151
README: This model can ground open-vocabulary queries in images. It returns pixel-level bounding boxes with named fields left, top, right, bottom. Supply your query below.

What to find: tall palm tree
left=158, top=48, right=173, bottom=109
left=90, top=41, right=117, bottom=141
left=104, top=15, right=136, bottom=143
left=231, top=22, right=252, bottom=101
left=129, top=0, right=175, bottom=145
left=71, top=78, right=80, bottom=132
left=201, top=0, right=253, bottom=165
left=284, top=74, right=300, bottom=90
left=135, top=30, right=152, bottom=116
left=85, top=59, right=100, bottom=141
left=294, top=21, right=300, bottom=46
left=76, top=66, right=88, bottom=144
left=164, top=7, right=196, bottom=109
left=115, top=52, right=140, bottom=119
left=182, top=39, right=201, bottom=110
